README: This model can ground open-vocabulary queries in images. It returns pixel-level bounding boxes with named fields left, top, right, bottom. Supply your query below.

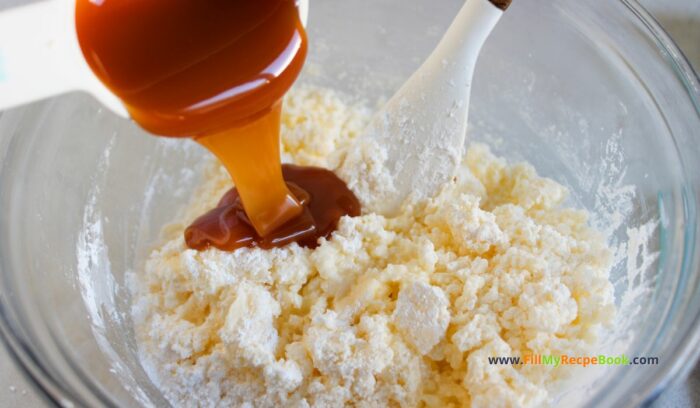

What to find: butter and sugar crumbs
left=130, top=87, right=616, bottom=407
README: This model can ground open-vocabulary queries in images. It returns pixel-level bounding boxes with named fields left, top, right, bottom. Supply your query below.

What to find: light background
left=0, top=0, right=698, bottom=406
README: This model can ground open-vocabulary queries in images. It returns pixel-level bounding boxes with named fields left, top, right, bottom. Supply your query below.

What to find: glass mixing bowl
left=0, top=0, right=699, bottom=406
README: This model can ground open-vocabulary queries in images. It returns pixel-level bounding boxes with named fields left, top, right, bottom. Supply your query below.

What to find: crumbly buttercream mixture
left=130, top=87, right=616, bottom=407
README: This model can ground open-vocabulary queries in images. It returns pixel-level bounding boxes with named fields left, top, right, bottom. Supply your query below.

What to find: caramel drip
left=185, top=165, right=361, bottom=251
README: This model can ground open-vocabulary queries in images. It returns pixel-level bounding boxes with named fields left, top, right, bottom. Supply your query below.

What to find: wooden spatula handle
left=488, top=0, right=512, bottom=11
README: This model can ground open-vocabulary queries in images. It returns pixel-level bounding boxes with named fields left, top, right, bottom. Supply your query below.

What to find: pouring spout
left=0, top=0, right=310, bottom=120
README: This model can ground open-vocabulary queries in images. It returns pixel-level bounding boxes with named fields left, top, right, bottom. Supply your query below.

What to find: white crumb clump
left=335, top=136, right=398, bottom=212
left=220, top=283, right=281, bottom=366
left=392, top=281, right=451, bottom=355
left=131, top=86, right=616, bottom=407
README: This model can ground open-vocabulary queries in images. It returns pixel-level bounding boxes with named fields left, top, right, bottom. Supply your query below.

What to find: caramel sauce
left=185, top=165, right=361, bottom=251
left=75, top=0, right=360, bottom=248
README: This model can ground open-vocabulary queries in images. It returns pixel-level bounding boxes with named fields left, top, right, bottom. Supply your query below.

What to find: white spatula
left=351, top=0, right=511, bottom=216
left=0, top=0, right=309, bottom=117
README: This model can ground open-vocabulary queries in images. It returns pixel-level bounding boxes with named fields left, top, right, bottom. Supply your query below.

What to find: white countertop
left=0, top=0, right=698, bottom=407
